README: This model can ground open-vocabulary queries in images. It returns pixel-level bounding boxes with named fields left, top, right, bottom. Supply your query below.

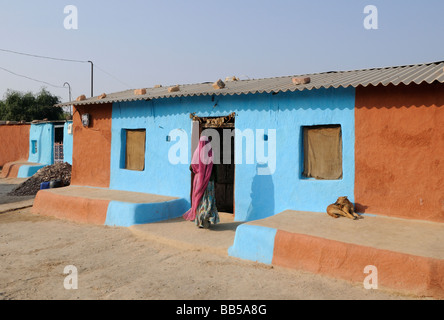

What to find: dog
left=326, top=196, right=361, bottom=220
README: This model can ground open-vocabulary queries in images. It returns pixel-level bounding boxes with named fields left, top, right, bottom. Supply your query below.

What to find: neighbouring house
left=0, top=121, right=30, bottom=169
left=0, top=120, right=73, bottom=178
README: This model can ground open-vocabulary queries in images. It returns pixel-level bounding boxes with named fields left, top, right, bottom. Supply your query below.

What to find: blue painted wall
left=110, top=87, right=355, bottom=222
left=110, top=100, right=191, bottom=199
left=228, top=224, right=277, bottom=264
left=28, top=123, right=54, bottom=165
left=63, top=121, right=73, bottom=164
left=105, top=198, right=190, bottom=227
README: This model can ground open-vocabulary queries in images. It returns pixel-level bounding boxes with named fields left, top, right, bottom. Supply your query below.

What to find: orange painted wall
left=355, top=83, right=444, bottom=222
left=0, top=161, right=22, bottom=178
left=71, top=104, right=112, bottom=188
left=272, top=230, right=444, bottom=298
left=0, top=124, right=30, bottom=167
left=33, top=190, right=109, bottom=225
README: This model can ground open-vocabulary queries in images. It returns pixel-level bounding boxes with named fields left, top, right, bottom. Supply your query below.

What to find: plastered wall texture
left=109, top=88, right=355, bottom=222
left=355, top=83, right=444, bottom=223
left=71, top=104, right=112, bottom=188
left=1, top=122, right=74, bottom=178
left=272, top=229, right=444, bottom=298
left=0, top=162, right=18, bottom=178
left=228, top=209, right=444, bottom=299
left=8, top=122, right=57, bottom=178
left=33, top=190, right=109, bottom=225
left=63, top=121, right=73, bottom=165
left=36, top=104, right=185, bottom=227
left=28, top=123, right=54, bottom=165
left=0, top=124, right=30, bottom=167
left=233, top=225, right=444, bottom=299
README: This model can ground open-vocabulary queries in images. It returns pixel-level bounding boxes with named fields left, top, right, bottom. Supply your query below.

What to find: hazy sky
left=0, top=0, right=443, bottom=102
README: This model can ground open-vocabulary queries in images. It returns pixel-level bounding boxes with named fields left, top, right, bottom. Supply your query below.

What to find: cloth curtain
left=303, top=125, right=342, bottom=180
left=125, top=129, right=146, bottom=171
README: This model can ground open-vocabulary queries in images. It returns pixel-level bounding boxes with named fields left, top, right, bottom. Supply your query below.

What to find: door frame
left=190, top=113, right=236, bottom=216
left=53, top=124, right=65, bottom=164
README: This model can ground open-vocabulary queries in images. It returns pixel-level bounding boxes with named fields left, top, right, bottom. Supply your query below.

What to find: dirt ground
left=0, top=173, right=427, bottom=301
left=0, top=207, right=424, bottom=301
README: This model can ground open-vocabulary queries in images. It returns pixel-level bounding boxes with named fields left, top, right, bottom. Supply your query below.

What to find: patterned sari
left=183, top=136, right=219, bottom=228
left=195, top=180, right=219, bottom=228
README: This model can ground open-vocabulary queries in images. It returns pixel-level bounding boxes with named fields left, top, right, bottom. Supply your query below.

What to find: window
left=302, top=125, right=342, bottom=180
left=124, top=129, right=146, bottom=171
left=31, top=140, right=38, bottom=154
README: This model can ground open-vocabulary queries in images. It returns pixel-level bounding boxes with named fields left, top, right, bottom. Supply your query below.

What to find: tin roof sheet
left=57, top=61, right=444, bottom=107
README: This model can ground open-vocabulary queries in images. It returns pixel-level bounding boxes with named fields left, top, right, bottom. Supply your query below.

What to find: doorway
left=54, top=124, right=65, bottom=164
left=191, top=113, right=235, bottom=214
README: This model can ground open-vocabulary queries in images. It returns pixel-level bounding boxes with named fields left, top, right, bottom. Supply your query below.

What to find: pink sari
left=183, top=137, right=214, bottom=221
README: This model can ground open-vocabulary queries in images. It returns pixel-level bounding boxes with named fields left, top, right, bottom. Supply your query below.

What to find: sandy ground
left=1, top=207, right=424, bottom=301
left=0, top=178, right=34, bottom=211
left=0, top=175, right=424, bottom=300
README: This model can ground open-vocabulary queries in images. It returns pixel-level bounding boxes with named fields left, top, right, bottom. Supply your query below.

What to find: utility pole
left=63, top=82, right=72, bottom=115
left=88, top=60, right=94, bottom=97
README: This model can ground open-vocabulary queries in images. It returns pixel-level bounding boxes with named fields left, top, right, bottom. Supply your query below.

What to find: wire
left=0, top=48, right=134, bottom=90
left=0, top=48, right=89, bottom=64
left=0, top=66, right=65, bottom=88
left=95, top=64, right=133, bottom=89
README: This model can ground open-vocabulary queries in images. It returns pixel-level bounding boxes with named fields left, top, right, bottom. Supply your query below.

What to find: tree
left=0, top=100, right=4, bottom=119
left=0, top=88, right=64, bottom=122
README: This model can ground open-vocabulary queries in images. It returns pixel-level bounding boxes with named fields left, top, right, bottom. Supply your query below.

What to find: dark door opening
left=191, top=114, right=235, bottom=214
left=212, top=126, right=235, bottom=213
left=54, top=125, right=64, bottom=164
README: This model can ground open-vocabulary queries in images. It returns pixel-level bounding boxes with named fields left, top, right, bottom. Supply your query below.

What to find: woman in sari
left=183, top=136, right=219, bottom=229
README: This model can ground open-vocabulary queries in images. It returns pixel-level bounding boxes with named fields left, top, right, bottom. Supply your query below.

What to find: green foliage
left=0, top=100, right=4, bottom=119
left=0, top=88, right=64, bottom=121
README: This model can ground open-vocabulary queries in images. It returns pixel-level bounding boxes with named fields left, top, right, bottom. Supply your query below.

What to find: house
left=30, top=60, right=444, bottom=298
left=38, top=60, right=444, bottom=224
left=0, top=121, right=30, bottom=170
left=0, top=120, right=73, bottom=178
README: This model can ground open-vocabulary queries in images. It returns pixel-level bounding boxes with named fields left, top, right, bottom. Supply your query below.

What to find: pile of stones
left=8, top=162, right=72, bottom=196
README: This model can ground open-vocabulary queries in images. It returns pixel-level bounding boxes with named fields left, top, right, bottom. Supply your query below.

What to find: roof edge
left=55, top=60, right=444, bottom=108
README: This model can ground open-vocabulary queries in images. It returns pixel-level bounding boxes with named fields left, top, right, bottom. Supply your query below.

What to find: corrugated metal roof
left=57, top=61, right=444, bottom=107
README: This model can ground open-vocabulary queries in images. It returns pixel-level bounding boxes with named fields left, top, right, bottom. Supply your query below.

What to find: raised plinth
left=228, top=210, right=444, bottom=299
left=32, top=185, right=189, bottom=227
left=0, top=161, right=45, bottom=178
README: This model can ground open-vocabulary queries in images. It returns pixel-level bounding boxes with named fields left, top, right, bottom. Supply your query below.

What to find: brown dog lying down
left=327, top=196, right=362, bottom=220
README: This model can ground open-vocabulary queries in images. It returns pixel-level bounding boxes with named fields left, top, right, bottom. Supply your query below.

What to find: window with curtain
left=302, top=125, right=343, bottom=180
left=125, top=129, right=146, bottom=171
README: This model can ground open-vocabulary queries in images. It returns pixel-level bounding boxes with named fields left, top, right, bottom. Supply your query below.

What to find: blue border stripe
left=228, top=224, right=277, bottom=265
left=104, top=198, right=189, bottom=227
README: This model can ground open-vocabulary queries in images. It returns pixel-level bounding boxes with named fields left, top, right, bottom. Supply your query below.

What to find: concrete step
left=0, top=161, right=45, bottom=178
left=32, top=185, right=189, bottom=227
left=228, top=210, right=444, bottom=299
